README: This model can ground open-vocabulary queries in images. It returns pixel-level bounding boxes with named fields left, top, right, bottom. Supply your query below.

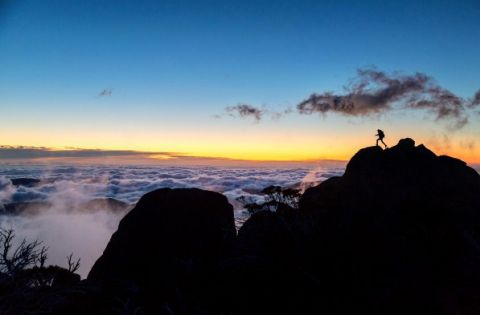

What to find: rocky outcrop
left=299, top=138, right=480, bottom=314
left=301, top=138, right=480, bottom=216
left=88, top=188, right=236, bottom=314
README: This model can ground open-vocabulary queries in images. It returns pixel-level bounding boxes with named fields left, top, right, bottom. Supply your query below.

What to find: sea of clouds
left=0, top=164, right=345, bottom=278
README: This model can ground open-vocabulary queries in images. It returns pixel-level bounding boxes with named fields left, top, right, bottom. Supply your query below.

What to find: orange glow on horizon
left=1, top=128, right=478, bottom=164
left=0, top=143, right=478, bottom=165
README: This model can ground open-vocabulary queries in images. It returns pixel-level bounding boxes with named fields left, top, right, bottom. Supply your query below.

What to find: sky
left=1, top=0, right=479, bottom=163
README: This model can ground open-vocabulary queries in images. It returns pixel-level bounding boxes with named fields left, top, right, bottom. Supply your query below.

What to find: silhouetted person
left=376, top=129, right=388, bottom=148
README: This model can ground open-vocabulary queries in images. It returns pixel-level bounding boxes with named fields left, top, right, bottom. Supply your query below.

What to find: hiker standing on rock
left=376, top=129, right=388, bottom=148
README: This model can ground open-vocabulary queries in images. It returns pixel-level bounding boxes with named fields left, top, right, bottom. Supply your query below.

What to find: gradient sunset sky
left=1, top=0, right=479, bottom=163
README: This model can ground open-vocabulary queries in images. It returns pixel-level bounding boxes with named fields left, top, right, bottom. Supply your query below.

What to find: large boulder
left=299, top=138, right=480, bottom=314
left=88, top=188, right=236, bottom=314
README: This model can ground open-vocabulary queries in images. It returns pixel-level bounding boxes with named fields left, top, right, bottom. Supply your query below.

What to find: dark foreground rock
left=88, top=188, right=236, bottom=314
left=300, top=138, right=480, bottom=314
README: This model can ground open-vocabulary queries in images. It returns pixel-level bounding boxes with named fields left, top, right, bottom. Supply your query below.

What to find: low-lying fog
left=0, top=164, right=345, bottom=278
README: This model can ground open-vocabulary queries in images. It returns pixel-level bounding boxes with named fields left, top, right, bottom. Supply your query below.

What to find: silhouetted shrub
left=236, top=185, right=301, bottom=214
left=0, top=228, right=47, bottom=278
left=0, top=228, right=82, bottom=314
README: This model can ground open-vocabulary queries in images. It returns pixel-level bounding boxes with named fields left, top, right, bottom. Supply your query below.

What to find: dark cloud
left=297, top=68, right=478, bottom=129
left=471, top=90, right=480, bottom=107
left=0, top=146, right=176, bottom=159
left=98, top=89, right=112, bottom=97
left=271, top=108, right=293, bottom=120
left=226, top=104, right=264, bottom=121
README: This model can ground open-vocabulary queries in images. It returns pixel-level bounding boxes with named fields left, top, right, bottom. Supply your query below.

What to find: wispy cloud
left=223, top=104, right=292, bottom=122
left=98, top=88, right=112, bottom=97
left=225, top=104, right=264, bottom=121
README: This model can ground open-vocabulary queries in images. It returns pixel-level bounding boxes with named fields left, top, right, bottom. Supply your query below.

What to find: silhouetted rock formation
left=88, top=188, right=236, bottom=314
left=299, top=138, right=480, bottom=314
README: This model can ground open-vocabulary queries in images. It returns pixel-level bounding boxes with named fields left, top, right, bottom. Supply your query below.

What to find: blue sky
left=0, top=0, right=479, bottom=162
